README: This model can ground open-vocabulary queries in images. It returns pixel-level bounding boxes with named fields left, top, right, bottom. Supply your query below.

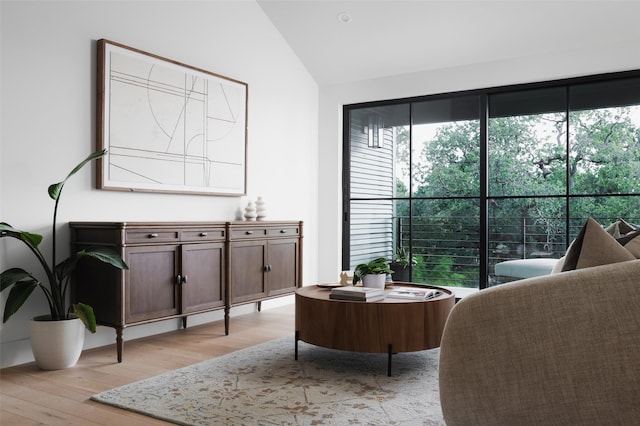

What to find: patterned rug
left=91, top=336, right=444, bottom=425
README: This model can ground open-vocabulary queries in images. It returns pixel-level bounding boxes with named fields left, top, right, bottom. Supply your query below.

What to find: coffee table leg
left=388, top=344, right=392, bottom=377
left=295, top=330, right=299, bottom=360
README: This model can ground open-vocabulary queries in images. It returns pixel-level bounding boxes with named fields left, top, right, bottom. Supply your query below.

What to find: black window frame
left=343, top=69, right=640, bottom=289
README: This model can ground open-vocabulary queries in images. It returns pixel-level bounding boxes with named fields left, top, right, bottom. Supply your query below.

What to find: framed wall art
left=97, top=39, right=248, bottom=195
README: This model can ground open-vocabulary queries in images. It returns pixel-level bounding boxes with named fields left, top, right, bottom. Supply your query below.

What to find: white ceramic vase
left=362, top=273, right=386, bottom=289
left=244, top=201, right=257, bottom=221
left=256, top=196, right=267, bottom=221
left=29, top=316, right=85, bottom=370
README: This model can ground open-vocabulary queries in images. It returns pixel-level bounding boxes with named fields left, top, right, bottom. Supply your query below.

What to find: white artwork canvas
left=97, top=39, right=248, bottom=195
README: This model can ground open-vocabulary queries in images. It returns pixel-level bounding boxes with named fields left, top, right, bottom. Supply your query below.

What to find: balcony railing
left=393, top=215, right=637, bottom=288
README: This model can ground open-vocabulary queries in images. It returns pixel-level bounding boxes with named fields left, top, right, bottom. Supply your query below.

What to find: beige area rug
left=91, top=336, right=444, bottom=425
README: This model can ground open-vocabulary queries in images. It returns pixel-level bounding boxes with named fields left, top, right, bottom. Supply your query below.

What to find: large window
left=344, top=71, right=640, bottom=289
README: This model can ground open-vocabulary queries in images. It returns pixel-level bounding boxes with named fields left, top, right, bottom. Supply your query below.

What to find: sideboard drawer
left=229, top=227, right=269, bottom=239
left=181, top=228, right=226, bottom=242
left=267, top=226, right=299, bottom=238
left=125, top=230, right=179, bottom=243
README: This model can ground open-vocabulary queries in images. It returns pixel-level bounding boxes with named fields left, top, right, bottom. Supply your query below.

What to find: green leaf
left=20, top=231, right=43, bottom=248
left=0, top=223, right=43, bottom=248
left=55, top=247, right=127, bottom=283
left=73, top=303, right=96, bottom=333
left=1, top=267, right=33, bottom=292
left=48, top=149, right=107, bottom=200
left=54, top=256, right=79, bottom=283
left=3, top=279, right=38, bottom=323
left=56, top=247, right=128, bottom=285
left=80, top=247, right=128, bottom=270
left=47, top=182, right=64, bottom=201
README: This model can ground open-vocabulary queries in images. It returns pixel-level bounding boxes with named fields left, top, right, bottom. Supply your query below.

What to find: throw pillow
left=550, top=256, right=565, bottom=274
left=604, top=218, right=638, bottom=238
left=561, top=217, right=636, bottom=272
left=617, top=229, right=640, bottom=258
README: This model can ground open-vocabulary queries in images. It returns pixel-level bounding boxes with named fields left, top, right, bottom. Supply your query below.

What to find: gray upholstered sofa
left=438, top=259, right=640, bottom=425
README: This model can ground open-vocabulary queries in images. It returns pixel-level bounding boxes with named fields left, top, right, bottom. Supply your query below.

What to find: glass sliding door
left=487, top=88, right=568, bottom=282
left=346, top=97, right=481, bottom=288
left=346, top=104, right=409, bottom=269
left=409, top=97, right=480, bottom=288
left=568, top=78, right=640, bottom=195
left=567, top=77, right=640, bottom=241
left=344, top=71, right=640, bottom=289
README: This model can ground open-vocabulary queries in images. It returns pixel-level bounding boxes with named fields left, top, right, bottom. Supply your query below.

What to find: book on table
left=329, top=286, right=385, bottom=301
left=386, top=287, right=440, bottom=300
left=329, top=293, right=385, bottom=301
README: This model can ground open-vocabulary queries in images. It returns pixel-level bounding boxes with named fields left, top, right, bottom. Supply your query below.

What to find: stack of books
left=329, top=286, right=385, bottom=302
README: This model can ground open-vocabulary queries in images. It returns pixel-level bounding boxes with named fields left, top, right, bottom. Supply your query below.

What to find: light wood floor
left=0, top=303, right=295, bottom=425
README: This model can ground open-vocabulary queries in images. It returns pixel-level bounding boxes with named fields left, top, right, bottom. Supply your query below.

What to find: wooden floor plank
left=0, top=304, right=295, bottom=425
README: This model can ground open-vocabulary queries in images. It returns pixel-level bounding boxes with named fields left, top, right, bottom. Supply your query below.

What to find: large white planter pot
left=29, top=316, right=85, bottom=370
left=362, top=273, right=386, bottom=289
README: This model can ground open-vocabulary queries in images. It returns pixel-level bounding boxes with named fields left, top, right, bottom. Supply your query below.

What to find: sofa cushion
left=605, top=218, right=637, bottom=238
left=550, top=256, right=565, bottom=274
left=495, top=258, right=559, bottom=279
left=618, top=229, right=640, bottom=258
left=561, top=217, right=635, bottom=271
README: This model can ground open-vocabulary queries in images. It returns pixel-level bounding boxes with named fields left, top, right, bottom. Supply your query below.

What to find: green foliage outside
left=393, top=107, right=640, bottom=288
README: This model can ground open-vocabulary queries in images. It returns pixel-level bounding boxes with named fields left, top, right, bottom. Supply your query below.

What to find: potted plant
left=353, top=257, right=394, bottom=289
left=0, top=149, right=128, bottom=369
left=389, top=247, right=417, bottom=282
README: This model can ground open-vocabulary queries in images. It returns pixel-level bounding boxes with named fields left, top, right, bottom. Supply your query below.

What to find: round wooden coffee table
left=295, top=283, right=455, bottom=376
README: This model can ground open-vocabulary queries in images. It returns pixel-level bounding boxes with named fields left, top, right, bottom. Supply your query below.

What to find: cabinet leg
left=182, top=316, right=188, bottom=329
left=257, top=301, right=262, bottom=312
left=224, top=306, right=230, bottom=335
left=116, top=327, right=123, bottom=363
left=295, top=330, right=299, bottom=360
left=387, top=344, right=393, bottom=377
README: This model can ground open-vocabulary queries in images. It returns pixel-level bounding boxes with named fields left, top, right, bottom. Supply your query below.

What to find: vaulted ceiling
left=257, top=1, right=640, bottom=86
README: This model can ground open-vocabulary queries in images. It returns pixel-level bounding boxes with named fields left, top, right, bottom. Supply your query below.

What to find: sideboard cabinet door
left=267, top=238, right=300, bottom=297
left=125, top=245, right=180, bottom=323
left=228, top=240, right=268, bottom=305
left=227, top=221, right=303, bottom=309
left=181, top=242, right=225, bottom=314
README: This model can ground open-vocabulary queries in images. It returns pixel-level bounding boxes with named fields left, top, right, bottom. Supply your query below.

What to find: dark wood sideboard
left=69, top=221, right=303, bottom=362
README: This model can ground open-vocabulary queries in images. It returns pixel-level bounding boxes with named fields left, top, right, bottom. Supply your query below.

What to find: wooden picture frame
left=97, top=39, right=248, bottom=196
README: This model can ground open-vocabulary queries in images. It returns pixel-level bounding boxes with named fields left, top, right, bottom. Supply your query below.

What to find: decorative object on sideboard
left=244, top=200, right=257, bottom=221
left=0, top=149, right=128, bottom=370
left=234, top=205, right=244, bottom=221
left=353, top=257, right=394, bottom=289
left=256, top=196, right=267, bottom=220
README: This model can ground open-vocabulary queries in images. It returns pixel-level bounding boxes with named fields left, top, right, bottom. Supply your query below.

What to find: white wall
left=0, top=0, right=319, bottom=368
left=316, top=40, right=640, bottom=283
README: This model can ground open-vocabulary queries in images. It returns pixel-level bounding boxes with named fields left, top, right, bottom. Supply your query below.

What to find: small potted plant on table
left=353, top=257, right=394, bottom=289
left=1, top=149, right=128, bottom=370
left=389, top=247, right=417, bottom=282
